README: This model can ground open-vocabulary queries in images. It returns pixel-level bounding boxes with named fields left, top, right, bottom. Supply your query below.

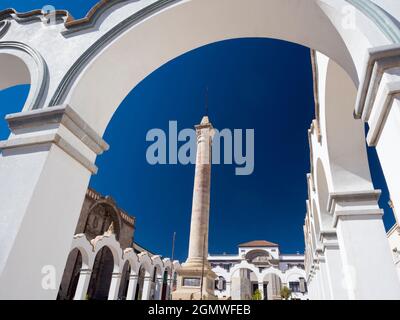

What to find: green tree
left=252, top=289, right=262, bottom=300
left=280, top=286, right=292, bottom=300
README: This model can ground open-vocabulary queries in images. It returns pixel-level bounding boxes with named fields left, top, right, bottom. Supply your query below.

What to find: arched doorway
left=135, top=266, right=146, bottom=300
left=161, top=269, right=169, bottom=300
left=57, top=248, right=82, bottom=300
left=117, top=261, right=131, bottom=300
left=230, top=267, right=259, bottom=300
left=87, top=246, right=114, bottom=300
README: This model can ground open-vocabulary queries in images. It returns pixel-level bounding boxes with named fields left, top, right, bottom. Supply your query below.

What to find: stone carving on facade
left=0, top=20, right=10, bottom=38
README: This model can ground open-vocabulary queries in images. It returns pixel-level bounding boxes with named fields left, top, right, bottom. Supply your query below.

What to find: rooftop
left=238, top=240, right=279, bottom=248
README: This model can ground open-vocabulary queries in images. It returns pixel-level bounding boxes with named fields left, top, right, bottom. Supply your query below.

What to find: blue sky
left=0, top=1, right=395, bottom=262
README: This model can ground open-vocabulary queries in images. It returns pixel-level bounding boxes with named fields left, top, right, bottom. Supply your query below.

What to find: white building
left=387, top=223, right=400, bottom=281
left=209, top=240, right=308, bottom=300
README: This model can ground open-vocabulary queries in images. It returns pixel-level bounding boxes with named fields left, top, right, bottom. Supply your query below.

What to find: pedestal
left=172, top=262, right=217, bottom=300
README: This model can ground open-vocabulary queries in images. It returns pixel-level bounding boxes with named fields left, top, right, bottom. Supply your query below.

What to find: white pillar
left=141, top=276, right=152, bottom=300
left=73, top=269, right=92, bottom=300
left=226, top=281, right=231, bottom=299
left=320, top=232, right=348, bottom=299
left=257, top=282, right=264, bottom=300
left=154, top=276, right=163, bottom=300
left=0, top=106, right=108, bottom=299
left=108, top=272, right=122, bottom=300
left=329, top=190, right=400, bottom=299
left=126, top=274, right=138, bottom=300
left=315, top=252, right=330, bottom=300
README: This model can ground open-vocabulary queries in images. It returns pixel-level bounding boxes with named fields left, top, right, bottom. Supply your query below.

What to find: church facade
left=209, top=240, right=308, bottom=300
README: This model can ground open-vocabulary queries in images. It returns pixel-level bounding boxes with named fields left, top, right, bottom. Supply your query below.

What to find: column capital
left=111, top=272, right=122, bottom=278
left=328, top=190, right=383, bottom=227
left=0, top=105, right=109, bottom=174
left=319, top=229, right=339, bottom=251
left=354, top=43, right=400, bottom=120
left=79, top=268, right=92, bottom=275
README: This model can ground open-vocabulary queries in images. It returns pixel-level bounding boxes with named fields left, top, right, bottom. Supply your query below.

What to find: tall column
left=187, top=116, right=214, bottom=264
left=108, top=272, right=122, bottom=300
left=126, top=274, right=138, bottom=300
left=172, top=116, right=217, bottom=300
left=73, top=269, right=92, bottom=300
left=0, top=106, right=108, bottom=299
left=329, top=190, right=400, bottom=299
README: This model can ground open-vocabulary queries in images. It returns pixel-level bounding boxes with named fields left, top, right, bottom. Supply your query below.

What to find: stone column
left=172, top=116, right=217, bottom=300
left=108, top=272, right=122, bottom=300
left=73, top=269, right=92, bottom=300
left=187, top=116, right=214, bottom=265
left=315, top=251, right=329, bottom=300
left=329, top=190, right=400, bottom=299
left=141, top=276, right=153, bottom=300
left=257, top=282, right=264, bottom=300
left=154, top=275, right=163, bottom=300
left=355, top=48, right=400, bottom=221
left=320, top=232, right=348, bottom=299
left=126, top=274, right=138, bottom=300
left=0, top=106, right=108, bottom=299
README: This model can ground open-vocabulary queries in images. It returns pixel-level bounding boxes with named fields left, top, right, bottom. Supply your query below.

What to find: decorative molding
left=63, top=0, right=131, bottom=33
left=345, top=0, right=400, bottom=44
left=49, top=0, right=181, bottom=106
left=354, top=44, right=400, bottom=120
left=0, top=8, right=70, bottom=26
left=327, top=190, right=383, bottom=227
left=0, top=41, right=48, bottom=110
left=366, top=81, right=400, bottom=146
left=0, top=20, right=10, bottom=39
left=5, top=105, right=109, bottom=154
left=0, top=105, right=110, bottom=174
left=0, top=132, right=98, bottom=174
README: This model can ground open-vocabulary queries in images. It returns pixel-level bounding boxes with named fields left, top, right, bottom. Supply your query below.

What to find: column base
left=172, top=260, right=217, bottom=300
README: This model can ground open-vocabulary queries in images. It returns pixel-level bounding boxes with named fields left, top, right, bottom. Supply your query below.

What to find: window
left=215, top=277, right=226, bottom=291
left=183, top=277, right=201, bottom=287
left=289, top=281, right=300, bottom=293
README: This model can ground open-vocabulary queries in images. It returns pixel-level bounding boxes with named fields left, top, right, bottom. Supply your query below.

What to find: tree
left=252, top=289, right=262, bottom=300
left=280, top=286, right=292, bottom=300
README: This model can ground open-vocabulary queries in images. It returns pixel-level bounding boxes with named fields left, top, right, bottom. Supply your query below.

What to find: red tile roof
left=238, top=240, right=279, bottom=247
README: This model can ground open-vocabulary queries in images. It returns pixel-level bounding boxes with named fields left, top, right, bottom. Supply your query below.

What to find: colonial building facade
left=58, top=188, right=180, bottom=300
left=209, top=241, right=308, bottom=300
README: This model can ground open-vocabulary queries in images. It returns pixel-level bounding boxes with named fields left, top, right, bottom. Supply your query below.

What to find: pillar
left=141, top=276, right=153, bottom=300
left=108, top=272, right=122, bottom=300
left=154, top=275, right=163, bottom=300
left=172, top=116, right=217, bottom=300
left=226, top=281, right=231, bottom=299
left=73, top=269, right=92, bottom=300
left=186, top=116, right=214, bottom=264
left=320, top=232, right=348, bottom=299
left=356, top=48, right=400, bottom=221
left=329, top=190, right=400, bottom=299
left=315, top=251, right=330, bottom=300
left=0, top=106, right=108, bottom=299
left=126, top=274, right=138, bottom=300
left=257, top=282, right=264, bottom=300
